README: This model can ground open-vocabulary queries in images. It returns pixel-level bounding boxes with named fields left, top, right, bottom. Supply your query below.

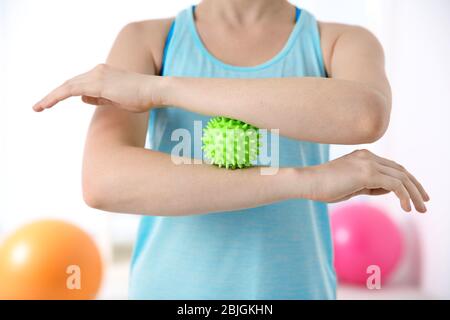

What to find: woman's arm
left=35, top=25, right=390, bottom=145
left=34, top=23, right=427, bottom=215
left=84, top=144, right=299, bottom=215
left=74, top=21, right=304, bottom=216
left=160, top=25, right=391, bottom=144
left=84, top=145, right=428, bottom=216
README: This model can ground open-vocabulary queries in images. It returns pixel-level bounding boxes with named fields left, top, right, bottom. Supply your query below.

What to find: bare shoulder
left=318, top=22, right=384, bottom=75
left=110, top=18, right=174, bottom=74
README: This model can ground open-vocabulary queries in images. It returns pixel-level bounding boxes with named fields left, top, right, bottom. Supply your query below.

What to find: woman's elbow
left=358, top=91, right=391, bottom=143
left=82, top=172, right=108, bottom=210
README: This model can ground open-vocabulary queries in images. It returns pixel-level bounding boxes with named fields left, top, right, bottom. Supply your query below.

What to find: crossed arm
left=162, top=24, right=391, bottom=144
left=33, top=22, right=428, bottom=216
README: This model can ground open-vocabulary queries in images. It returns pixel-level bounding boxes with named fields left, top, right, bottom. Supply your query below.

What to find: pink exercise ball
left=330, top=203, right=403, bottom=286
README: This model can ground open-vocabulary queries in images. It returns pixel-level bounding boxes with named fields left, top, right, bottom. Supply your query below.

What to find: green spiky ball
left=202, top=117, right=261, bottom=169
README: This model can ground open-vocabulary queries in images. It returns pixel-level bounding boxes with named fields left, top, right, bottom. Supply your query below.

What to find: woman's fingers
left=378, top=164, right=427, bottom=213
left=371, top=154, right=430, bottom=202
left=368, top=173, right=412, bottom=212
left=33, top=69, right=99, bottom=112
left=33, top=80, right=99, bottom=112
left=33, top=84, right=76, bottom=111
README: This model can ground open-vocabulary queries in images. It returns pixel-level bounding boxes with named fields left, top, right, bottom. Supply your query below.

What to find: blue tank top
left=129, top=6, right=336, bottom=300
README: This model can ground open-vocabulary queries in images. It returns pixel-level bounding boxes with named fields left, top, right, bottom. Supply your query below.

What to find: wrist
left=142, top=75, right=173, bottom=108
left=155, top=75, right=177, bottom=107
left=282, top=166, right=318, bottom=200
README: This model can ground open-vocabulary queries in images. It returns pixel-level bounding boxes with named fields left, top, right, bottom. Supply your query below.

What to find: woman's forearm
left=82, top=145, right=307, bottom=216
left=160, top=76, right=390, bottom=144
left=82, top=144, right=429, bottom=215
left=33, top=66, right=390, bottom=145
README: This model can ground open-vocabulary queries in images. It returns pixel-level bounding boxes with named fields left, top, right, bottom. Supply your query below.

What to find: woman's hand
left=302, top=149, right=430, bottom=213
left=33, top=64, right=164, bottom=113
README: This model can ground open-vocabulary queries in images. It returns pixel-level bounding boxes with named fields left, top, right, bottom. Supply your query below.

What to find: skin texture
left=33, top=0, right=429, bottom=216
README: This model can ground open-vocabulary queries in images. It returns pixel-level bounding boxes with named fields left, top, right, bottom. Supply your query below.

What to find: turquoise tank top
left=129, top=6, right=336, bottom=300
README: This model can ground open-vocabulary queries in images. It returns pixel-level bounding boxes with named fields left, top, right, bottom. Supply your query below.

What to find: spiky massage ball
left=202, top=117, right=261, bottom=169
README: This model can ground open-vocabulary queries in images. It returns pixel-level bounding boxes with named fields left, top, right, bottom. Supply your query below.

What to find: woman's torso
left=129, top=6, right=336, bottom=300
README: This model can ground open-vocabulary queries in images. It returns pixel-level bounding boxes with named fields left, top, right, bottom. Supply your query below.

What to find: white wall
left=0, top=0, right=195, bottom=242
left=385, top=0, right=450, bottom=299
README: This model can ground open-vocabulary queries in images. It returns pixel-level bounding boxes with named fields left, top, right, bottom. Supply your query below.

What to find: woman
left=33, top=0, right=429, bottom=299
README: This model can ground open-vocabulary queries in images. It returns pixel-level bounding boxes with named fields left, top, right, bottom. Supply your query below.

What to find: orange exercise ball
left=0, top=220, right=103, bottom=300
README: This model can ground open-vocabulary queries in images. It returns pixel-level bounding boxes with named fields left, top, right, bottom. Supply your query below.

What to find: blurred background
left=1, top=0, right=449, bottom=299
